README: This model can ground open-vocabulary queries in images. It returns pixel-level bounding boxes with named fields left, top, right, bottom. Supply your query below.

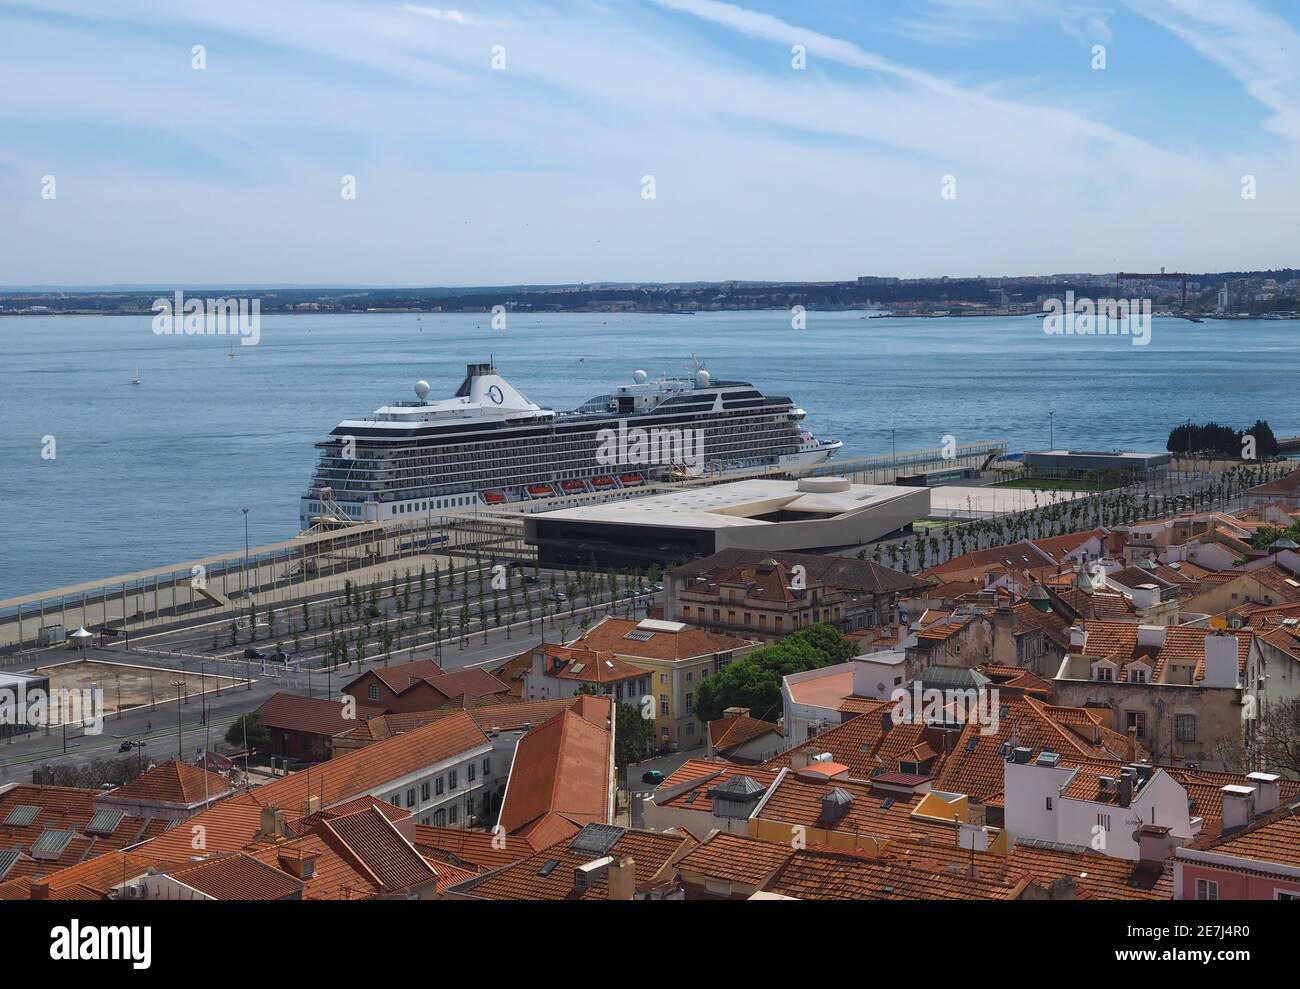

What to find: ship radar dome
left=633, top=369, right=648, bottom=383
left=414, top=380, right=431, bottom=401
left=695, top=369, right=711, bottom=387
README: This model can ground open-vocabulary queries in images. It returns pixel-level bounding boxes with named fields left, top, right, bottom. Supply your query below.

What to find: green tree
left=696, top=624, right=853, bottom=723
left=225, top=713, right=269, bottom=751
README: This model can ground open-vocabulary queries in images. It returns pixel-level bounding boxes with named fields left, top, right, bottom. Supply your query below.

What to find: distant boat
left=228, top=346, right=236, bottom=359
left=131, top=367, right=141, bottom=385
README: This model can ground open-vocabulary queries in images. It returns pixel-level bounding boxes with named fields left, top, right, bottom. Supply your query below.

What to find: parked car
left=270, top=650, right=289, bottom=663
left=118, top=740, right=133, bottom=753
left=243, top=647, right=266, bottom=660
left=641, top=769, right=666, bottom=785
left=549, top=590, right=567, bottom=602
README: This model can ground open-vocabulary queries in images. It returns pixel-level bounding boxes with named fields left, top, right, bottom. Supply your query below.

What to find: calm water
left=2, top=311, right=1298, bottom=599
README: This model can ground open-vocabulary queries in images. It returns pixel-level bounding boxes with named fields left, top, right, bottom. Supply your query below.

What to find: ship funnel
left=414, top=380, right=430, bottom=401
left=695, top=369, right=711, bottom=387
left=633, top=369, right=648, bottom=384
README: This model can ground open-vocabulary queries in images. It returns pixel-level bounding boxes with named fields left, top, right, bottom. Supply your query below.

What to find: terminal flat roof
left=531, top=479, right=920, bottom=531
left=927, top=484, right=1092, bottom=519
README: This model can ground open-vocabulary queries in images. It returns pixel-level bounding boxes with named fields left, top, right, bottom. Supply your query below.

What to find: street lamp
left=170, top=680, right=186, bottom=760
left=242, top=507, right=251, bottom=602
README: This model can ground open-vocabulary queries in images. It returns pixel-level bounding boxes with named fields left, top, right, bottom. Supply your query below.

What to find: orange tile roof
left=576, top=616, right=759, bottom=663
left=893, top=837, right=1172, bottom=900
left=247, top=709, right=489, bottom=813
left=499, top=699, right=614, bottom=837
left=104, top=759, right=232, bottom=807
left=1188, top=804, right=1300, bottom=868
left=248, top=835, right=380, bottom=901
left=318, top=806, right=438, bottom=893
left=1077, top=622, right=1251, bottom=682
left=0, top=783, right=172, bottom=874
left=256, top=692, right=385, bottom=738
left=766, top=847, right=1030, bottom=900
left=708, top=715, right=782, bottom=753
left=675, top=832, right=794, bottom=887
left=451, top=826, right=694, bottom=900
left=654, top=760, right=780, bottom=814
left=164, top=853, right=304, bottom=899
left=414, top=825, right=530, bottom=871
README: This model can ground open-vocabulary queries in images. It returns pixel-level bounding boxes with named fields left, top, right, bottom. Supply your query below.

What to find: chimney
left=1247, top=772, right=1281, bottom=815
left=1126, top=726, right=1139, bottom=762
left=1012, top=746, right=1032, bottom=765
left=30, top=881, right=50, bottom=901
left=608, top=856, right=636, bottom=901
left=1202, top=632, right=1240, bottom=688
left=574, top=856, right=613, bottom=893
left=302, top=795, right=321, bottom=818
left=1138, top=825, right=1170, bottom=867
left=1220, top=785, right=1255, bottom=831
left=1069, top=625, right=1086, bottom=649
left=1117, top=772, right=1133, bottom=808
left=1136, top=624, right=1167, bottom=649
left=258, top=804, right=286, bottom=839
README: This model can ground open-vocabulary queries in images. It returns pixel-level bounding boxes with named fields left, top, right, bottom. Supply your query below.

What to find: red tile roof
left=103, top=759, right=231, bottom=807
left=498, top=699, right=614, bottom=839
left=256, top=692, right=385, bottom=738
left=165, top=853, right=304, bottom=900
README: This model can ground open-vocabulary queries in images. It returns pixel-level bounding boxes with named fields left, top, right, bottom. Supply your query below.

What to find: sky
left=1, top=0, right=1298, bottom=285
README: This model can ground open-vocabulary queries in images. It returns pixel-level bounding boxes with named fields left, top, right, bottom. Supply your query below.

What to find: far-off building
left=1023, top=450, right=1170, bottom=483
left=664, top=548, right=933, bottom=642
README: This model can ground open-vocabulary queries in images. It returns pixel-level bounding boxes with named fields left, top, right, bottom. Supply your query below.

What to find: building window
left=686, top=721, right=695, bottom=737
left=390, top=793, right=402, bottom=807
left=1196, top=879, right=1219, bottom=901
left=660, top=695, right=669, bottom=715
left=448, top=805, right=458, bottom=825
left=407, top=787, right=417, bottom=807
left=368, top=684, right=380, bottom=700
left=468, top=762, right=477, bottom=782
left=421, top=781, right=431, bottom=801
left=483, top=757, right=491, bottom=775
left=1096, top=666, right=1113, bottom=682
left=435, top=776, right=445, bottom=795
left=449, top=769, right=459, bottom=790
left=433, top=809, right=446, bottom=826
left=1130, top=667, right=1147, bottom=683
left=1046, top=796, right=1053, bottom=811
left=685, top=692, right=694, bottom=714
left=1276, top=891, right=1300, bottom=900
left=1126, top=711, right=1147, bottom=740
left=1175, top=714, right=1197, bottom=742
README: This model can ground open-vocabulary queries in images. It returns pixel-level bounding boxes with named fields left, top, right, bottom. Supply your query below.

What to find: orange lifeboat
left=619, top=472, right=644, bottom=486
left=483, top=491, right=506, bottom=504
left=592, top=476, right=615, bottom=489
left=527, top=483, right=556, bottom=497
left=561, top=480, right=586, bottom=492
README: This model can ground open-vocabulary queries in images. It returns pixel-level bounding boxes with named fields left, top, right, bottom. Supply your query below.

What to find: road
left=1, top=568, right=662, bottom=781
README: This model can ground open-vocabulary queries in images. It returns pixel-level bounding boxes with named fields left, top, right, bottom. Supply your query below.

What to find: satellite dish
left=633, top=369, right=648, bottom=384
left=414, top=380, right=430, bottom=401
left=695, top=369, right=711, bottom=387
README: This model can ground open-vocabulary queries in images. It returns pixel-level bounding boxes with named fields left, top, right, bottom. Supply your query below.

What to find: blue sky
left=2, top=0, right=1298, bottom=284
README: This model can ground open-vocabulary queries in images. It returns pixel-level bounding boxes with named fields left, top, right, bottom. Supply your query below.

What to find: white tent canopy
left=68, top=627, right=93, bottom=639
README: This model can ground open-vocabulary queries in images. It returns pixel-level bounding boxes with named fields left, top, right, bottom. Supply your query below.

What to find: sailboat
left=131, top=367, right=141, bottom=385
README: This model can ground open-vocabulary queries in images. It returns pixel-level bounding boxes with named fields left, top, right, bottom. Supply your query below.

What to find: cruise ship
left=300, top=362, right=841, bottom=526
